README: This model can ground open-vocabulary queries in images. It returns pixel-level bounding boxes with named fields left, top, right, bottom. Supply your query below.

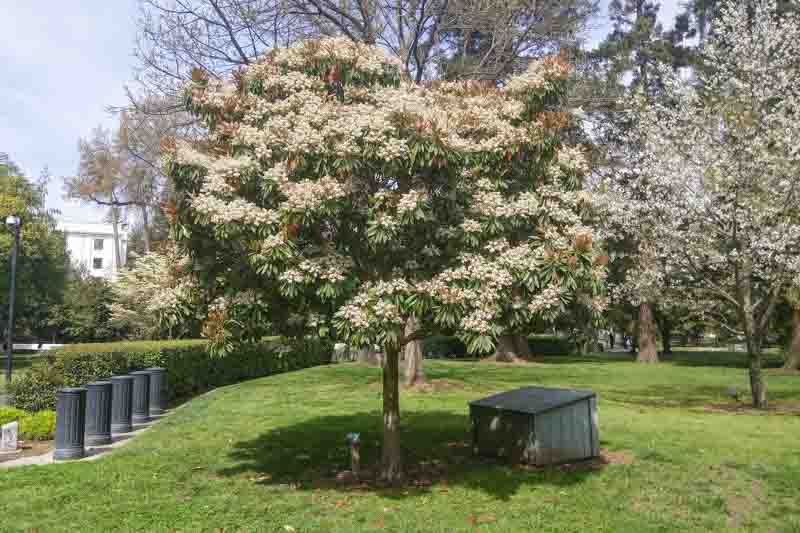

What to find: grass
left=1, top=350, right=799, bottom=532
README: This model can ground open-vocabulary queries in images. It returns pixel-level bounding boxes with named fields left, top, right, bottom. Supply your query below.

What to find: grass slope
left=1, top=352, right=799, bottom=532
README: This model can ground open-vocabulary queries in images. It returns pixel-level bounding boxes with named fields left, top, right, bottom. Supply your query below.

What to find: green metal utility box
left=469, top=386, right=599, bottom=465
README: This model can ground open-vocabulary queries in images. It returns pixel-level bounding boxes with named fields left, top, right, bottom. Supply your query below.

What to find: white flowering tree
left=615, top=0, right=800, bottom=407
left=110, top=243, right=201, bottom=339
left=166, top=38, right=606, bottom=480
left=598, top=189, right=669, bottom=363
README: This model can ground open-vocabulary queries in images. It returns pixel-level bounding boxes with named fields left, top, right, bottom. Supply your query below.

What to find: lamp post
left=5, top=215, right=20, bottom=384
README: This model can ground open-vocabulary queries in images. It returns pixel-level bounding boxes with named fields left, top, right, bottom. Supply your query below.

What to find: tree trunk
left=637, top=302, right=659, bottom=363
left=739, top=267, right=768, bottom=408
left=403, top=317, right=425, bottom=387
left=110, top=207, right=123, bottom=273
left=575, top=336, right=588, bottom=356
left=356, top=347, right=382, bottom=366
left=748, top=352, right=767, bottom=408
left=493, top=334, right=518, bottom=362
left=784, top=308, right=800, bottom=370
left=381, top=344, right=402, bottom=482
left=512, top=333, right=532, bottom=359
left=141, top=205, right=151, bottom=254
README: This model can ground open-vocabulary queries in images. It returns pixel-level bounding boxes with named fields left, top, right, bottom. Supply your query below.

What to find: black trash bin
left=85, top=381, right=113, bottom=446
left=111, top=375, right=134, bottom=433
left=54, top=387, right=87, bottom=461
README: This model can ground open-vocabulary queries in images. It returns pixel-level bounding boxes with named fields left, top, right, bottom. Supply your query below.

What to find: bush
left=422, top=334, right=574, bottom=358
left=11, top=338, right=330, bottom=412
left=9, top=361, right=64, bottom=411
left=527, top=335, right=575, bottom=355
left=0, top=407, right=57, bottom=440
left=0, top=407, right=27, bottom=426
left=19, top=410, right=56, bottom=440
left=423, top=335, right=469, bottom=358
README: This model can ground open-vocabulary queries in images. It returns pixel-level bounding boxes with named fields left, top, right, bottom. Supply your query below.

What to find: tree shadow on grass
left=525, top=351, right=786, bottom=369
left=219, top=410, right=605, bottom=501
left=605, top=383, right=799, bottom=410
left=659, top=351, right=785, bottom=369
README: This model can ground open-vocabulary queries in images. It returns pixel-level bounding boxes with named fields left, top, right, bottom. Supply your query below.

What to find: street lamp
left=5, top=215, right=20, bottom=385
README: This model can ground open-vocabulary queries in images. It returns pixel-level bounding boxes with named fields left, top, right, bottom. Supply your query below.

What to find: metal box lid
left=469, top=386, right=595, bottom=416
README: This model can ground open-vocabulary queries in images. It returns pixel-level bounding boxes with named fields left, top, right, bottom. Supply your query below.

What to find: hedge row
left=424, top=334, right=575, bottom=358
left=525, top=335, right=576, bottom=355
left=11, top=338, right=331, bottom=412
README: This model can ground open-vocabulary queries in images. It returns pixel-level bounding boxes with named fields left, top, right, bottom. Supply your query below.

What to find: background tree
left=589, top=0, right=695, bottom=363
left=46, top=266, right=121, bottom=343
left=66, top=125, right=137, bottom=270
left=167, top=39, right=605, bottom=480
left=110, top=242, right=202, bottom=339
left=0, top=156, right=68, bottom=341
left=615, top=0, right=800, bottom=406
left=116, top=101, right=193, bottom=253
left=135, top=0, right=598, bottom=92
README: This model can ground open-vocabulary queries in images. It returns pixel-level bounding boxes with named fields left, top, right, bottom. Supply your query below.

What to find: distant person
left=609, top=332, right=614, bottom=349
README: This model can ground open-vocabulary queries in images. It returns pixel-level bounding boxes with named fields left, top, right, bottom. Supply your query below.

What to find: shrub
left=423, top=335, right=469, bottom=358
left=527, top=335, right=575, bottom=355
left=11, top=338, right=330, bottom=412
left=0, top=407, right=57, bottom=440
left=19, top=410, right=56, bottom=440
left=0, top=407, right=27, bottom=426
left=422, top=334, right=574, bottom=358
left=9, top=360, right=64, bottom=411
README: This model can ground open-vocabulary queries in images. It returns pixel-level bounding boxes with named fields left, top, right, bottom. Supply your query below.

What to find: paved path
left=0, top=413, right=169, bottom=469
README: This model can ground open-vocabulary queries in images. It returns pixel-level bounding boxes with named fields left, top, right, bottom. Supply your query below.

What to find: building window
left=94, top=239, right=104, bottom=251
left=93, top=258, right=103, bottom=270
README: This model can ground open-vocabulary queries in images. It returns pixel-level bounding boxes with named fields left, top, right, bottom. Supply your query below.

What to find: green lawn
left=1, top=352, right=799, bottom=532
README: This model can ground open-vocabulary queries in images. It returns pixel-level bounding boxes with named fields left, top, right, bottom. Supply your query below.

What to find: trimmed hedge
left=423, top=335, right=469, bottom=358
left=11, top=339, right=331, bottom=412
left=423, top=334, right=575, bottom=358
left=0, top=407, right=56, bottom=440
left=527, top=335, right=575, bottom=355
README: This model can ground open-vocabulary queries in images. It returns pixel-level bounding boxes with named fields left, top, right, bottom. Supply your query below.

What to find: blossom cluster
left=280, top=254, right=353, bottom=286
left=279, top=176, right=347, bottom=214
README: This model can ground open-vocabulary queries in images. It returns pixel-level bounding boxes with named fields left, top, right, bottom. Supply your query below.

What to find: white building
left=57, top=222, right=129, bottom=280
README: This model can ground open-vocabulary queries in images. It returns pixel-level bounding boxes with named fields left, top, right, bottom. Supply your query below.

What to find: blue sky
left=0, top=1, right=681, bottom=224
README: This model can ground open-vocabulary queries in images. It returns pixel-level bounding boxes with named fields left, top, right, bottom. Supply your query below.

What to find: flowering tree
left=613, top=0, right=800, bottom=407
left=110, top=243, right=201, bottom=339
left=166, top=38, right=605, bottom=480
left=598, top=191, right=669, bottom=363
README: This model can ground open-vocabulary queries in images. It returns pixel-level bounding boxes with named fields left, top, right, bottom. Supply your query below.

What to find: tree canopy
left=0, top=156, right=68, bottom=340
left=167, top=38, right=605, bottom=479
